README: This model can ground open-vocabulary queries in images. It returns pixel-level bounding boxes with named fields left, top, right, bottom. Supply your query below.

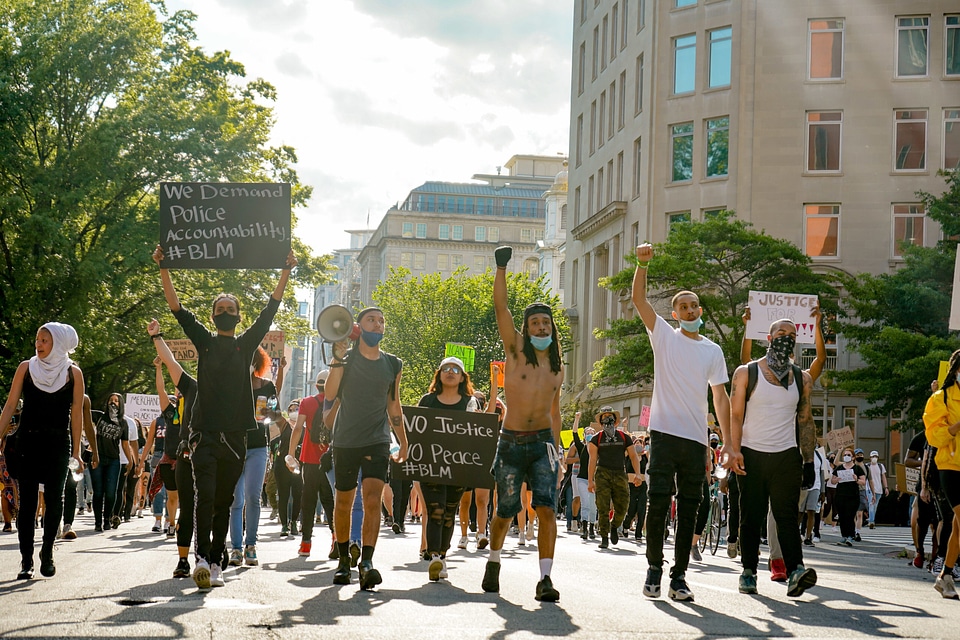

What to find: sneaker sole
left=333, top=572, right=351, bottom=585
left=642, top=586, right=661, bottom=599
left=935, top=582, right=960, bottom=599
left=787, top=568, right=818, bottom=597
left=428, top=560, right=443, bottom=581
left=193, top=567, right=211, bottom=590
left=477, top=537, right=489, bottom=550
left=535, top=589, right=560, bottom=602
left=245, top=560, right=258, bottom=566
left=668, top=588, right=694, bottom=602
left=739, top=585, right=758, bottom=594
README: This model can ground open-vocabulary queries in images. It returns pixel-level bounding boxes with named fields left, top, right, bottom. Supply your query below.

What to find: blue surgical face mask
left=529, top=334, right=553, bottom=351
left=361, top=330, right=384, bottom=347
left=678, top=316, right=703, bottom=332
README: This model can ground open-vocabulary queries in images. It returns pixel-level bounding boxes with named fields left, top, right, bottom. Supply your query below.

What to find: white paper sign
left=746, top=290, right=819, bottom=344
left=949, top=245, right=960, bottom=330
left=125, top=393, right=161, bottom=426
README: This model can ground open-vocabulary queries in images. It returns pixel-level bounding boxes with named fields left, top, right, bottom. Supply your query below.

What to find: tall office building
left=566, top=1, right=959, bottom=457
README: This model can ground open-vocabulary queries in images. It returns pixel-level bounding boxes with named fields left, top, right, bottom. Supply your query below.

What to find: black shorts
left=333, top=443, right=390, bottom=492
left=939, top=470, right=960, bottom=511
left=159, top=463, right=177, bottom=491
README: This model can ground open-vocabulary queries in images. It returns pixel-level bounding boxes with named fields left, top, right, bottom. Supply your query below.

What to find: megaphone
left=317, top=304, right=361, bottom=343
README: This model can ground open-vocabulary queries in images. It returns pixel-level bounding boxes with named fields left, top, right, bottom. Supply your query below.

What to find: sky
left=163, top=0, right=574, bottom=259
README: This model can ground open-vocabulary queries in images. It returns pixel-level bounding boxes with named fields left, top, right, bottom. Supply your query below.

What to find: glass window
left=804, top=204, right=840, bottom=258
left=415, top=223, right=426, bottom=239
left=439, top=224, right=449, bottom=240
left=708, top=27, right=732, bottom=88
left=598, top=92, right=606, bottom=148
left=474, top=256, right=486, bottom=271
left=601, top=16, right=608, bottom=71
left=635, top=54, right=644, bottom=115
left=611, top=5, right=619, bottom=60
left=809, top=19, right=844, bottom=79
left=706, top=116, right=729, bottom=178
left=948, top=16, right=960, bottom=76
left=894, top=109, right=927, bottom=171
left=703, top=207, right=725, bottom=219
left=676, top=0, right=696, bottom=7
left=945, top=109, right=960, bottom=170
left=842, top=407, right=856, bottom=431
left=616, top=151, right=624, bottom=200
left=437, top=254, right=448, bottom=270
left=489, top=226, right=500, bottom=242
left=402, top=222, right=413, bottom=238
left=806, top=111, right=842, bottom=172
left=592, top=26, right=599, bottom=80
left=414, top=253, right=425, bottom=270
left=588, top=176, right=594, bottom=215
left=618, top=70, right=626, bottom=128
left=453, top=225, right=463, bottom=241
left=633, top=137, right=642, bottom=197
left=576, top=114, right=583, bottom=166
left=621, top=0, right=629, bottom=48
left=896, top=16, right=929, bottom=77
left=524, top=258, right=539, bottom=281
left=671, top=122, right=694, bottom=182
left=475, top=226, right=486, bottom=242
left=574, top=186, right=581, bottom=226
left=452, top=254, right=463, bottom=267
left=559, top=261, right=566, bottom=289
left=597, top=167, right=604, bottom=209
left=812, top=406, right=834, bottom=433
left=892, top=204, right=925, bottom=258
left=673, top=34, right=696, bottom=94
left=668, top=211, right=691, bottom=232
left=535, top=229, right=545, bottom=242
left=400, top=252, right=412, bottom=268
left=609, top=82, right=616, bottom=138
left=590, top=101, right=597, bottom=154
left=522, top=228, right=533, bottom=243
left=578, top=42, right=586, bottom=95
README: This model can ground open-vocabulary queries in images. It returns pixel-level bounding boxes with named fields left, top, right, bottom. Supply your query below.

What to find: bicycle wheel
left=710, top=496, right=723, bottom=555
left=698, top=504, right=709, bottom=552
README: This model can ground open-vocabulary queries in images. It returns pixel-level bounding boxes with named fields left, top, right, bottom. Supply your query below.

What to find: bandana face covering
left=601, top=415, right=617, bottom=438
left=766, top=334, right=796, bottom=388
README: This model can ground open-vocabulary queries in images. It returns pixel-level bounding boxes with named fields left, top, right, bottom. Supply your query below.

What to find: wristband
left=151, top=333, right=164, bottom=340
left=637, top=261, right=650, bottom=269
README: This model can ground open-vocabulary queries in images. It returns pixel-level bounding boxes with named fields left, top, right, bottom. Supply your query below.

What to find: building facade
left=566, top=0, right=959, bottom=462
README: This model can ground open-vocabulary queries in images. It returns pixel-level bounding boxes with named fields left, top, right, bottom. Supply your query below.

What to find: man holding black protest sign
left=482, top=246, right=564, bottom=603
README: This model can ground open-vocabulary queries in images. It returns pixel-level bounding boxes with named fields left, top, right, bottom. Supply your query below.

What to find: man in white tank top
left=727, top=318, right=819, bottom=598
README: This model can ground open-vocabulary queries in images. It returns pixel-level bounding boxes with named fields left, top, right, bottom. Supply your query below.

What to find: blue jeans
left=867, top=487, right=878, bottom=524
left=90, top=457, right=121, bottom=528
left=576, top=477, right=597, bottom=522
left=230, top=447, right=269, bottom=549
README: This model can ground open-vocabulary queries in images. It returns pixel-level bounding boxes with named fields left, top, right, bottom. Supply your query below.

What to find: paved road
left=0, top=509, right=956, bottom=639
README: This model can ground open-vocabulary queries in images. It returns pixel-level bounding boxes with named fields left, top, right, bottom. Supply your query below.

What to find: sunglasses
left=441, top=366, right=462, bottom=374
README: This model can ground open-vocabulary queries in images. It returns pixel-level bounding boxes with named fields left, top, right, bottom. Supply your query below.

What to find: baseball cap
left=439, top=356, right=465, bottom=372
left=869, top=450, right=879, bottom=457
left=854, top=448, right=864, bottom=455
left=316, top=370, right=330, bottom=385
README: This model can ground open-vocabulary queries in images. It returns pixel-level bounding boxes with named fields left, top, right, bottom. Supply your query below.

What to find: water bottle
left=284, top=454, right=300, bottom=475
left=389, top=433, right=400, bottom=457
left=68, top=457, right=83, bottom=483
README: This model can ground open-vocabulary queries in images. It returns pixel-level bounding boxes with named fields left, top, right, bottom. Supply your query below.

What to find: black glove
left=494, top=246, right=512, bottom=268
left=801, top=461, right=815, bottom=490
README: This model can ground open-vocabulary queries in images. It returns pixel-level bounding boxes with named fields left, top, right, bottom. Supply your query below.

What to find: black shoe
left=668, top=577, right=694, bottom=602
left=588, top=523, right=595, bottom=539
left=358, top=560, right=382, bottom=590
left=599, top=535, right=609, bottom=549
left=803, top=538, right=815, bottom=547
left=643, top=567, right=662, bottom=598
left=95, top=524, right=103, bottom=532
left=786, top=565, right=818, bottom=597
left=535, top=575, right=560, bottom=602
left=854, top=532, right=862, bottom=542
left=333, top=557, right=351, bottom=585
left=482, top=561, right=501, bottom=593
left=580, top=527, right=588, bottom=540
left=17, top=559, right=34, bottom=580
left=102, top=522, right=111, bottom=531
left=392, top=521, right=402, bottom=534
left=111, top=516, right=121, bottom=528
left=39, top=549, right=55, bottom=577
left=421, top=549, right=431, bottom=562
left=328, top=543, right=340, bottom=560
left=173, top=557, right=191, bottom=578
left=290, top=522, right=299, bottom=537
left=349, top=541, right=361, bottom=568
left=610, top=527, right=619, bottom=545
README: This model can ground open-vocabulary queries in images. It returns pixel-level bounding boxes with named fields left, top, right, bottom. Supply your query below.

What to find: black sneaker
left=358, top=560, right=382, bottom=590
left=333, top=557, right=351, bottom=585
left=786, top=565, right=817, bottom=597
left=854, top=532, right=862, bottom=542
left=610, top=527, right=619, bottom=545
left=643, top=567, right=662, bottom=598
left=739, top=569, right=758, bottom=594
left=482, top=561, right=501, bottom=593
left=17, top=559, right=34, bottom=580
left=392, top=521, right=403, bottom=534
left=349, top=541, right=361, bottom=568
left=39, top=549, right=55, bottom=577
left=599, top=535, right=609, bottom=549
left=803, top=538, right=815, bottom=547
left=173, top=557, right=190, bottom=578
left=580, top=527, right=588, bottom=541
left=535, top=575, right=560, bottom=602
left=668, top=577, right=694, bottom=602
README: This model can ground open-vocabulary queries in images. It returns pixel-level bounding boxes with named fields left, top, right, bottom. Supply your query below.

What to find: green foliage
left=594, top=212, right=840, bottom=387
left=0, top=0, right=329, bottom=403
left=835, top=170, right=960, bottom=432
left=371, top=267, right=569, bottom=406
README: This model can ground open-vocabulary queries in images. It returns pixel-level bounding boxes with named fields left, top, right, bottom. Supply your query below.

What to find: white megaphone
left=316, top=305, right=361, bottom=363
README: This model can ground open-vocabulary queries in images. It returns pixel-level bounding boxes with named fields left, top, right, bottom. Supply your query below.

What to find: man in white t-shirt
left=631, top=243, right=730, bottom=602
left=866, top=450, right=888, bottom=528
left=727, top=318, right=818, bottom=598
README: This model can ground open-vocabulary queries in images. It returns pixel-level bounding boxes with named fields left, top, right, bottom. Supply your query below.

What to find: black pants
left=176, top=456, right=194, bottom=549
left=62, top=470, right=78, bottom=527
left=834, top=490, right=859, bottom=539
left=301, top=462, right=335, bottom=541
left=739, top=447, right=804, bottom=574
left=625, top=482, right=647, bottom=536
left=114, top=464, right=138, bottom=521
left=695, top=478, right=711, bottom=536
left=391, top=474, right=413, bottom=530
left=646, top=431, right=707, bottom=579
left=274, top=458, right=303, bottom=532
left=192, top=431, right=245, bottom=564
left=17, top=445, right=69, bottom=560
left=726, top=473, right=741, bottom=543
left=421, top=482, right=465, bottom=555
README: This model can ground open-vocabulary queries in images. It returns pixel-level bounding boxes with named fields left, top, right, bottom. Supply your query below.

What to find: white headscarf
left=27, top=322, right=79, bottom=393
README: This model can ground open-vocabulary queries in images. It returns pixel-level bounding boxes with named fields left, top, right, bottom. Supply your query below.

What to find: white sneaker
left=428, top=556, right=443, bottom=582
left=210, top=564, right=225, bottom=588
left=526, top=521, right=535, bottom=541
left=193, top=559, right=211, bottom=590
left=457, top=536, right=468, bottom=550
left=438, top=559, right=448, bottom=579
left=571, top=521, right=579, bottom=533
left=519, top=536, right=526, bottom=547
left=812, top=536, right=821, bottom=543
left=935, top=573, right=958, bottom=599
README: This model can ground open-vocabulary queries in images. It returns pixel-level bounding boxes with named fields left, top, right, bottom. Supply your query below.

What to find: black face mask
left=213, top=312, right=240, bottom=331
left=855, top=456, right=864, bottom=462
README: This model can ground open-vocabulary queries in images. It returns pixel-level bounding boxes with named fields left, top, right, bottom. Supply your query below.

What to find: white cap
left=439, top=356, right=465, bottom=371
left=869, top=450, right=879, bottom=457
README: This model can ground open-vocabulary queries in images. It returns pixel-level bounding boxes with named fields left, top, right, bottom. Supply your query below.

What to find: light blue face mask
left=529, top=334, right=553, bottom=351
left=678, top=316, right=703, bottom=332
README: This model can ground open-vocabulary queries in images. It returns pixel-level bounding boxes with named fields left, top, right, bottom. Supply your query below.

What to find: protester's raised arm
left=631, top=244, right=657, bottom=330
left=153, top=245, right=182, bottom=312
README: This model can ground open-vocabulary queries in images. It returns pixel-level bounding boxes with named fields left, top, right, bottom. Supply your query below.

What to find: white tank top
left=741, top=369, right=799, bottom=453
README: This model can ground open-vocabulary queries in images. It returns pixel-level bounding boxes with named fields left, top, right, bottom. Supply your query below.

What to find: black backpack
left=309, top=394, right=331, bottom=445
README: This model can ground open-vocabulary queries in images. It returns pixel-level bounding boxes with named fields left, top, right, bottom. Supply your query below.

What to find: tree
left=592, top=212, right=840, bottom=388
left=835, top=170, right=960, bottom=432
left=0, top=1, right=329, bottom=402
left=370, top=266, right=570, bottom=406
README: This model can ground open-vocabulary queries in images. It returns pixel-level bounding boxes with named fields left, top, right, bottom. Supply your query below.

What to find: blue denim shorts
left=491, top=429, right=559, bottom=518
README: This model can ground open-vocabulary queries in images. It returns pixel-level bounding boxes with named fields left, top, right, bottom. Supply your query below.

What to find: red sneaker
left=298, top=541, right=312, bottom=558
left=770, top=558, right=788, bottom=582
left=912, top=554, right=924, bottom=569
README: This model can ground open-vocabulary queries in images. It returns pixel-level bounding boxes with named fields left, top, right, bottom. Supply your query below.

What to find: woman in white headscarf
left=0, top=322, right=85, bottom=580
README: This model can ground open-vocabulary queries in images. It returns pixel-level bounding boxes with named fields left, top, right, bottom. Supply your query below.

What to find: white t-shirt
left=648, top=314, right=729, bottom=445
left=119, top=416, right=137, bottom=465
left=867, top=462, right=886, bottom=494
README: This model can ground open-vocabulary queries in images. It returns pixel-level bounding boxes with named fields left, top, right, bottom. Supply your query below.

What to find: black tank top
left=20, top=369, right=74, bottom=435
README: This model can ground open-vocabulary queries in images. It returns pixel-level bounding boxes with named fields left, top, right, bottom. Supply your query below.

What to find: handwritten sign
left=896, top=463, right=920, bottom=496
left=162, top=331, right=285, bottom=362
left=824, top=426, right=855, bottom=454
left=396, top=406, right=499, bottom=489
left=560, top=427, right=586, bottom=449
left=125, top=393, right=161, bottom=426
left=444, top=343, right=475, bottom=372
left=638, top=405, right=651, bottom=428
left=159, top=182, right=291, bottom=269
left=746, top=290, right=819, bottom=344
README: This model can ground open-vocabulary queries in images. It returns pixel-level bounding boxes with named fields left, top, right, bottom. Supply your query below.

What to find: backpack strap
left=746, top=361, right=759, bottom=402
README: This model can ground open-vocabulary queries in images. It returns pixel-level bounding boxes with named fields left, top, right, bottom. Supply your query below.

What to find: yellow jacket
left=922, top=386, right=960, bottom=473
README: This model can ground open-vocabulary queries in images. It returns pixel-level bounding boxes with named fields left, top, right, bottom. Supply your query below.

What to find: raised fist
left=494, top=246, right=513, bottom=268
left=635, top=243, right=653, bottom=263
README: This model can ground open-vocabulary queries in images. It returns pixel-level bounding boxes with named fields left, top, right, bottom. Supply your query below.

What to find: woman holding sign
left=418, top=356, right=480, bottom=582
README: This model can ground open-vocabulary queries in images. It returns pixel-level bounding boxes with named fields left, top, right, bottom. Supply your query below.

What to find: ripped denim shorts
left=490, top=429, right=559, bottom=518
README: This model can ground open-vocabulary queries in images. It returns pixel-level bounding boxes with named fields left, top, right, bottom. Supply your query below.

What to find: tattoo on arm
left=390, top=415, right=402, bottom=428
left=797, top=389, right=816, bottom=463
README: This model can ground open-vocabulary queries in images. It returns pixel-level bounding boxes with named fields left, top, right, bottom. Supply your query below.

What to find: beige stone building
left=566, top=1, right=959, bottom=461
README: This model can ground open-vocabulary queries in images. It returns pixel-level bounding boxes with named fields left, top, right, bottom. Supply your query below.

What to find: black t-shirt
left=418, top=393, right=470, bottom=411
left=152, top=415, right=166, bottom=458
left=248, top=379, right=276, bottom=449
left=592, top=430, right=631, bottom=471
left=573, top=433, right=590, bottom=479
left=832, top=463, right=865, bottom=498
left=160, top=373, right=197, bottom=457
left=907, top=432, right=926, bottom=493
left=173, top=297, right=280, bottom=433
left=96, top=409, right=130, bottom=461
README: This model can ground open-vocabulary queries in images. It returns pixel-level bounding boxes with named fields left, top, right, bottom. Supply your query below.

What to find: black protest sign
left=395, top=406, right=499, bottom=489
left=159, top=182, right=291, bottom=269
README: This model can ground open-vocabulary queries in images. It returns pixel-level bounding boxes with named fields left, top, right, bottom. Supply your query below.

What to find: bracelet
left=151, top=333, right=164, bottom=340
left=637, top=261, right=650, bottom=269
